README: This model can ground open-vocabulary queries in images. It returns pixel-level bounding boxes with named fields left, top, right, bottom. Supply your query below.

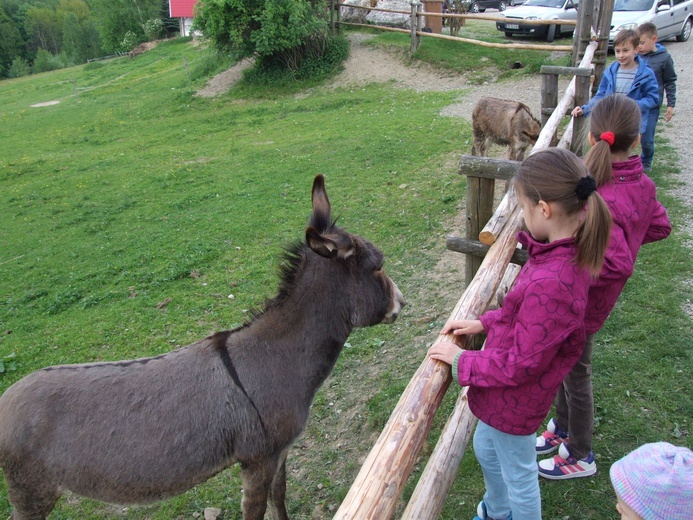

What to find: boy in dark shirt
left=638, top=22, right=677, bottom=171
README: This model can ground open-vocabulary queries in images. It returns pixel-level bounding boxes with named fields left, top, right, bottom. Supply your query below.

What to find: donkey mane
left=249, top=217, right=341, bottom=321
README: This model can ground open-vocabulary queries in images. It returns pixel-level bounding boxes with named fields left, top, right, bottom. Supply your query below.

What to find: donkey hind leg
left=267, top=449, right=290, bottom=520
left=240, top=454, right=288, bottom=520
left=5, top=476, right=61, bottom=520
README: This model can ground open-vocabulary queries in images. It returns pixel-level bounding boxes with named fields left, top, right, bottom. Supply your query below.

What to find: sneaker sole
left=538, top=466, right=597, bottom=480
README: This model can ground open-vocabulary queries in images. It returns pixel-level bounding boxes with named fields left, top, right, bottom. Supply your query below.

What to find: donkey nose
left=383, top=282, right=405, bottom=324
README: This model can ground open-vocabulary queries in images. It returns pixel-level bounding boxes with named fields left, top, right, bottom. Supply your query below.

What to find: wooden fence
left=332, top=34, right=599, bottom=520
left=330, top=0, right=577, bottom=52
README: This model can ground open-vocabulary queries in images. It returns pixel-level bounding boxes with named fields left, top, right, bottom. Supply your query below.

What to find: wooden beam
left=446, top=236, right=528, bottom=265
left=540, top=65, right=593, bottom=77
left=458, top=155, right=519, bottom=181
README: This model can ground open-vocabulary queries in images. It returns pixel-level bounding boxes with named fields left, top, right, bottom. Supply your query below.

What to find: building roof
left=169, top=0, right=198, bottom=18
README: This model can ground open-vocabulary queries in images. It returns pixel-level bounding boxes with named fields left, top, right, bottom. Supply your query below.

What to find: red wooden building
left=169, top=0, right=199, bottom=37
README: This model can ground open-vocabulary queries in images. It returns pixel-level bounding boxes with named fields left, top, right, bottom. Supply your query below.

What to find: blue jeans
left=641, top=107, right=660, bottom=166
left=473, top=421, right=541, bottom=520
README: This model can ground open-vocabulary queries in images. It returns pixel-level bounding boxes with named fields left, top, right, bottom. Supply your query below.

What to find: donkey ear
left=310, top=174, right=331, bottom=233
left=306, top=227, right=354, bottom=259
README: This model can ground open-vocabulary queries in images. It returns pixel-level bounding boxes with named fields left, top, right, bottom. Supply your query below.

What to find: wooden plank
left=458, top=155, right=519, bottom=181
left=540, top=65, right=593, bottom=77
left=446, top=236, right=528, bottom=265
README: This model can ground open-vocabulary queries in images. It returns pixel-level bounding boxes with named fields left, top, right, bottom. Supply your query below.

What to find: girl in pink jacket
left=428, top=148, right=612, bottom=520
left=537, top=94, right=671, bottom=480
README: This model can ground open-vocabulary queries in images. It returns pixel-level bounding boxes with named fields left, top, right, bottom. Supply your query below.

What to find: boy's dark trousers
left=641, top=107, right=661, bottom=167
left=554, top=334, right=595, bottom=460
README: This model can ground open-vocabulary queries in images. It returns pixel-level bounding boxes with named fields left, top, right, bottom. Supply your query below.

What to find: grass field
left=0, top=32, right=691, bottom=519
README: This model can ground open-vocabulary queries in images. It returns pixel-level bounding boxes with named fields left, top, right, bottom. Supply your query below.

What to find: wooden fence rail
left=332, top=0, right=577, bottom=53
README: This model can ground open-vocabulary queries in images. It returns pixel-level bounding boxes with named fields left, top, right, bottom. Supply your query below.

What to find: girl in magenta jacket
left=537, top=94, right=671, bottom=480
left=428, top=148, right=612, bottom=520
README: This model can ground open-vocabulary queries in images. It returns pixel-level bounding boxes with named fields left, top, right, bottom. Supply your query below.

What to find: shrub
left=8, top=57, right=31, bottom=78
left=33, top=49, right=64, bottom=73
left=120, top=30, right=141, bottom=52
left=143, top=18, right=164, bottom=41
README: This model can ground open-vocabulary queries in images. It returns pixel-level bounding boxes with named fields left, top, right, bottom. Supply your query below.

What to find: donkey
left=0, top=174, right=404, bottom=520
left=471, top=97, right=542, bottom=161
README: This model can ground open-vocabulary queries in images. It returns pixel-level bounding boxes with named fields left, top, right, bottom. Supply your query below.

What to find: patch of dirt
left=128, top=40, right=160, bottom=57
left=30, top=100, right=60, bottom=107
left=195, top=58, right=254, bottom=98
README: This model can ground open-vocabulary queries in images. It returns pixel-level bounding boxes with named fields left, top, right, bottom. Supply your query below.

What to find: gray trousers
left=554, top=333, right=595, bottom=460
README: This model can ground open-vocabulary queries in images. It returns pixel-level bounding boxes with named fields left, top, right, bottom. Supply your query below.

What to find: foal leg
left=268, top=449, right=290, bottom=520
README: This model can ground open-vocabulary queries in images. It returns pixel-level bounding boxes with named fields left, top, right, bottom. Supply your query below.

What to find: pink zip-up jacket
left=453, top=232, right=592, bottom=435
left=585, top=156, right=671, bottom=334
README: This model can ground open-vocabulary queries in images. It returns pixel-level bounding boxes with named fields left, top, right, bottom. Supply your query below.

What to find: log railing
left=333, top=38, right=599, bottom=520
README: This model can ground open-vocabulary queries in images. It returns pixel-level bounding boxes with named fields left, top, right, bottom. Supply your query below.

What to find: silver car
left=496, top=0, right=580, bottom=42
left=609, top=0, right=693, bottom=43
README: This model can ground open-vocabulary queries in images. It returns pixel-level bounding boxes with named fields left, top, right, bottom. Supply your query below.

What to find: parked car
left=466, top=0, right=523, bottom=13
left=609, top=0, right=693, bottom=43
left=495, top=0, right=579, bottom=41
left=450, top=0, right=524, bottom=14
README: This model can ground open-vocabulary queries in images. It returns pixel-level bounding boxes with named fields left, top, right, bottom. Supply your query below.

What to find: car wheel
left=499, top=1, right=507, bottom=11
left=546, top=23, right=557, bottom=42
left=505, top=31, right=513, bottom=38
left=470, top=2, right=480, bottom=13
left=677, top=17, right=692, bottom=42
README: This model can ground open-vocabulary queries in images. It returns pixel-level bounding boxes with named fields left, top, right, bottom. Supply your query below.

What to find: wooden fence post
left=593, top=0, right=615, bottom=95
left=572, top=0, right=595, bottom=66
left=410, top=1, right=422, bottom=53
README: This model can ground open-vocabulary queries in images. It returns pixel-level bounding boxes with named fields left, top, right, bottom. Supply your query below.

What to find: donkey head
left=305, top=175, right=404, bottom=326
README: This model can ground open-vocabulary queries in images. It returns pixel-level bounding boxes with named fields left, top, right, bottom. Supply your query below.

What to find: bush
left=245, top=33, right=349, bottom=85
left=33, top=49, right=64, bottom=74
left=120, top=31, right=141, bottom=52
left=8, top=57, right=31, bottom=78
left=143, top=18, right=164, bottom=41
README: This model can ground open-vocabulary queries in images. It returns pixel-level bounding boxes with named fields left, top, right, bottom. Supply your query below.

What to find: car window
left=614, top=0, right=656, bottom=11
left=672, top=0, right=686, bottom=5
left=522, top=0, right=566, bottom=7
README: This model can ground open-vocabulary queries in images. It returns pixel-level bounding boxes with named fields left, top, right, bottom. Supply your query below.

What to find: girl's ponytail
left=582, top=94, right=641, bottom=187
left=575, top=188, right=611, bottom=277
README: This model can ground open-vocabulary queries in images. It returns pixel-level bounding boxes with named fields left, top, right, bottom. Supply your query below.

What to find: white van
left=610, top=0, right=693, bottom=43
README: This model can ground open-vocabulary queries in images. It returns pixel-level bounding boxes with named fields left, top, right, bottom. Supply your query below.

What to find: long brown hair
left=514, top=148, right=612, bottom=276
left=583, top=94, right=641, bottom=187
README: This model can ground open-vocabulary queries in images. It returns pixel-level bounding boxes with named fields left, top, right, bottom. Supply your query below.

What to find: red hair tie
left=600, top=131, right=616, bottom=146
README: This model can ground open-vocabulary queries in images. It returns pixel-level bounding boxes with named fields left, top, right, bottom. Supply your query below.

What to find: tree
left=88, top=0, right=161, bottom=52
left=0, top=6, right=24, bottom=75
left=194, top=0, right=336, bottom=72
left=24, top=6, right=62, bottom=54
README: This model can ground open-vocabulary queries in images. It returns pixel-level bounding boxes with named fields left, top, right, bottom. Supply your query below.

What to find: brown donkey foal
left=0, top=175, right=405, bottom=520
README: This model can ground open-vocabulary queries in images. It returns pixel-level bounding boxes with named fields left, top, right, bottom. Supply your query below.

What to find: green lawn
left=0, top=34, right=691, bottom=520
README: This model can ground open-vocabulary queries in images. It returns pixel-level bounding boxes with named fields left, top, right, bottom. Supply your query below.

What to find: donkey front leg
left=240, top=452, right=290, bottom=520
left=267, top=449, right=290, bottom=520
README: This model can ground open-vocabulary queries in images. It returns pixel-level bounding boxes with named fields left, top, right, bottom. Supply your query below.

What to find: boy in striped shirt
left=571, top=30, right=658, bottom=135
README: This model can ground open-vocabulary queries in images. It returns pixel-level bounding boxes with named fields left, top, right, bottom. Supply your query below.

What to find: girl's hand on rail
left=441, top=319, right=483, bottom=336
